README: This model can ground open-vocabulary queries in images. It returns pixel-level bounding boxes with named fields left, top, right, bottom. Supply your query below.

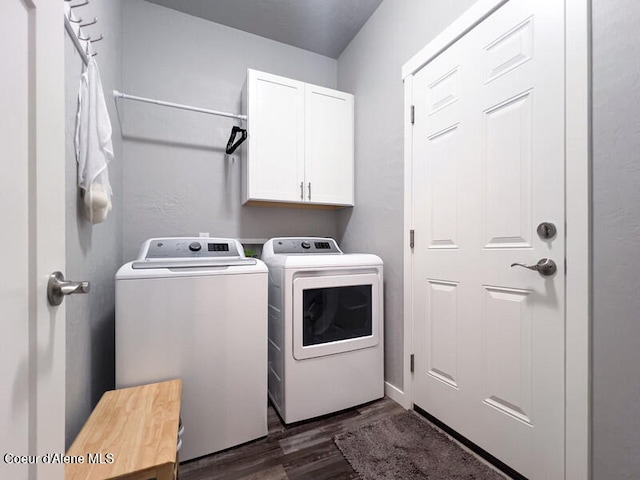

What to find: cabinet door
left=244, top=70, right=305, bottom=203
left=304, top=85, right=354, bottom=206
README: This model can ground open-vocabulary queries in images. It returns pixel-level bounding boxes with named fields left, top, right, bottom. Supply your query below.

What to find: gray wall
left=64, top=0, right=123, bottom=447
left=336, top=0, right=476, bottom=389
left=120, top=0, right=339, bottom=261
left=591, top=0, right=640, bottom=477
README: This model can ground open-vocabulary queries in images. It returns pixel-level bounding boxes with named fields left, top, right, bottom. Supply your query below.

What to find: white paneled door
left=411, top=1, right=565, bottom=478
left=0, top=1, right=65, bottom=479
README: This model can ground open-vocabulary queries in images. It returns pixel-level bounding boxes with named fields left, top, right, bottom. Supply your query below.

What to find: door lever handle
left=47, top=271, right=90, bottom=306
left=510, top=258, right=557, bottom=277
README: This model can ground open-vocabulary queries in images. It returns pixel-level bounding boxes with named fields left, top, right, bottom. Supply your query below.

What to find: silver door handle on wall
left=47, top=271, right=90, bottom=306
left=308, top=182, right=311, bottom=200
left=510, top=258, right=557, bottom=277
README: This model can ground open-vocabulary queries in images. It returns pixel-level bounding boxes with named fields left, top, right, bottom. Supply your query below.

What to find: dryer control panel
left=271, top=237, right=342, bottom=255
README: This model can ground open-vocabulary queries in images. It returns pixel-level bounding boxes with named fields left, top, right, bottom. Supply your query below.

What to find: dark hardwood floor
left=179, top=397, right=405, bottom=480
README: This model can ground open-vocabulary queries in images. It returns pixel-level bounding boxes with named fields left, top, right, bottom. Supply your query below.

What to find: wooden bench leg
left=156, top=463, right=176, bottom=480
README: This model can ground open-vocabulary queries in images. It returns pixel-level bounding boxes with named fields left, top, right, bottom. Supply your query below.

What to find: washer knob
left=189, top=242, right=202, bottom=252
left=301, top=241, right=311, bottom=249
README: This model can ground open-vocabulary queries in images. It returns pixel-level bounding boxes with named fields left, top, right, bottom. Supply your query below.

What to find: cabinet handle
left=308, top=182, right=311, bottom=201
left=300, top=182, right=304, bottom=200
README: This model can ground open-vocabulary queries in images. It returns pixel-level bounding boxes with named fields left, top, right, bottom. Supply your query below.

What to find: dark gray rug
left=334, top=411, right=506, bottom=480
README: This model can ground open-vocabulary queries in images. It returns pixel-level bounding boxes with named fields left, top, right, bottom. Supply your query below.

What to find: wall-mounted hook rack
left=64, top=0, right=102, bottom=66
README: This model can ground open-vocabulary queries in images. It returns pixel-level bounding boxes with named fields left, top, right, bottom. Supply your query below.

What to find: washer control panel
left=272, top=237, right=341, bottom=255
left=142, top=237, right=241, bottom=259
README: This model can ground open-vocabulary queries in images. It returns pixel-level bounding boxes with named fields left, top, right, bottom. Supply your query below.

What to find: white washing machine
left=261, top=237, right=384, bottom=424
left=115, top=237, right=268, bottom=461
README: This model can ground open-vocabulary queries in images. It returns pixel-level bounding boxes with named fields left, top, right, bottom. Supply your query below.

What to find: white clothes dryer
left=261, top=237, right=384, bottom=424
left=116, top=237, right=268, bottom=461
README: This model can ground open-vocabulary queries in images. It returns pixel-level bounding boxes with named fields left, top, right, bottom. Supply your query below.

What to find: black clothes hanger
left=226, top=126, right=247, bottom=154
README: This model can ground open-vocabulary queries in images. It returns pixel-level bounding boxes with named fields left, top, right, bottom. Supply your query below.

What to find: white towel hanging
left=75, top=56, right=113, bottom=224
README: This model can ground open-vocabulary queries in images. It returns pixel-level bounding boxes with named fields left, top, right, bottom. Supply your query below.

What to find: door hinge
left=410, top=105, right=415, bottom=124
left=410, top=229, right=415, bottom=249
left=410, top=354, right=415, bottom=373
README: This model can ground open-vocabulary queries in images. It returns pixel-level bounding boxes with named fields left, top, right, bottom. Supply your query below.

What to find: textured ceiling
left=144, top=0, right=383, bottom=59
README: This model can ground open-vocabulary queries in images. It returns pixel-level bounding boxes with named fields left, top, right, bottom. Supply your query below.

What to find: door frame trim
left=32, top=0, right=67, bottom=476
left=401, top=1, right=591, bottom=478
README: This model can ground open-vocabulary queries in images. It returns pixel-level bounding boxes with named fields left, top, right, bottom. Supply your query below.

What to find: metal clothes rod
left=113, top=90, right=247, bottom=121
left=65, top=15, right=89, bottom=66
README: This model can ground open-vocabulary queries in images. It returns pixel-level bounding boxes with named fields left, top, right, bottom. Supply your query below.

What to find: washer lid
left=131, top=258, right=257, bottom=269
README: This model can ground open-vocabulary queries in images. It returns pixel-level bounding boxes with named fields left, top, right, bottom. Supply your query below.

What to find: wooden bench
left=66, top=379, right=182, bottom=480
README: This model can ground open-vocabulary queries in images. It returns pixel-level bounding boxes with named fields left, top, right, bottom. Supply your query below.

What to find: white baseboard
left=385, top=381, right=411, bottom=409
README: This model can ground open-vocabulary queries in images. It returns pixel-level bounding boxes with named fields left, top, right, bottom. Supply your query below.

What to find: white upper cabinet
left=242, top=70, right=305, bottom=204
left=304, top=84, right=354, bottom=206
left=242, top=69, right=354, bottom=207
